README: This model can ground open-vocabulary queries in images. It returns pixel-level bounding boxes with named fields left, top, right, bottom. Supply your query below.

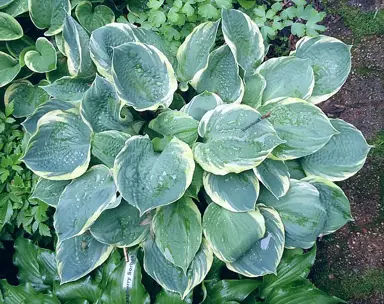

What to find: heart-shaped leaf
left=301, top=119, right=372, bottom=181
left=0, top=51, right=20, bottom=87
left=112, top=42, right=177, bottom=111
left=4, top=80, right=50, bottom=117
left=29, top=0, right=70, bottom=36
left=226, top=205, right=285, bottom=277
left=256, top=57, right=314, bottom=103
left=24, top=37, right=57, bottom=73
left=294, top=35, right=352, bottom=104
left=153, top=196, right=202, bottom=273
left=75, top=1, right=115, bottom=33
left=0, top=12, right=23, bottom=41
left=192, top=45, right=244, bottom=104
left=193, top=104, right=284, bottom=175
left=56, top=231, right=113, bottom=283
left=114, top=136, right=195, bottom=215
left=90, top=199, right=149, bottom=247
left=22, top=109, right=92, bottom=180
left=203, top=170, right=260, bottom=212
left=54, top=165, right=117, bottom=243
left=258, top=98, right=338, bottom=160
left=203, top=203, right=265, bottom=262
left=222, top=9, right=264, bottom=74
left=180, top=91, right=223, bottom=121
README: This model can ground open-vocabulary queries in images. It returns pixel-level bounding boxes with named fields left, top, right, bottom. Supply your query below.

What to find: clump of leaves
left=0, top=237, right=345, bottom=303
left=0, top=104, right=52, bottom=244
left=240, top=0, right=326, bottom=40
left=0, top=0, right=367, bottom=301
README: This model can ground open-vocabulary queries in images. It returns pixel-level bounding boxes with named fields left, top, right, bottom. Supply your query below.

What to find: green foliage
left=0, top=238, right=345, bottom=303
left=0, top=1, right=366, bottom=302
left=0, top=105, right=52, bottom=241
left=125, top=0, right=326, bottom=56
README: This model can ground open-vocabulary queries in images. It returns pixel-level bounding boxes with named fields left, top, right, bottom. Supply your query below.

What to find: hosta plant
left=13, top=7, right=369, bottom=302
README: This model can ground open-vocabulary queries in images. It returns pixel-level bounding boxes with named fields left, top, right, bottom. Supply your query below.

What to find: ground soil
left=310, top=1, right=384, bottom=303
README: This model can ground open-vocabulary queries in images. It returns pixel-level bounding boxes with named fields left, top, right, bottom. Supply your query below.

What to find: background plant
left=0, top=103, right=52, bottom=248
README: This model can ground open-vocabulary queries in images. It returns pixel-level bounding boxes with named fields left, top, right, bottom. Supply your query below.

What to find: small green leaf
left=29, top=0, right=71, bottom=36
left=75, top=2, right=115, bottom=33
left=0, top=51, right=20, bottom=87
left=24, top=37, right=57, bottom=73
left=242, top=73, right=266, bottom=109
left=0, top=12, right=23, bottom=41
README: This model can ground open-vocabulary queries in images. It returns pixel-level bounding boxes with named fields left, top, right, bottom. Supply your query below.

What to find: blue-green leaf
left=41, top=76, right=92, bottom=102
left=54, top=165, right=117, bottom=243
left=193, top=104, right=284, bottom=175
left=222, top=9, right=264, bottom=74
left=259, top=179, right=326, bottom=249
left=294, top=35, right=352, bottom=104
left=242, top=73, right=266, bottom=109
left=226, top=205, right=285, bottom=277
left=258, top=98, right=338, bottom=160
left=31, top=178, right=70, bottom=207
left=56, top=231, right=113, bottom=283
left=203, top=170, right=259, bottom=212
left=254, top=159, right=290, bottom=199
left=301, top=119, right=371, bottom=181
left=112, top=42, right=177, bottom=111
left=176, top=21, right=220, bottom=86
left=143, top=238, right=213, bottom=299
left=192, top=45, right=244, bottom=104
left=256, top=57, right=314, bottom=103
left=91, top=131, right=131, bottom=168
left=0, top=12, right=23, bottom=40
left=153, top=196, right=202, bottom=272
left=22, top=109, right=92, bottom=180
left=24, top=37, right=57, bottom=73
left=203, top=203, right=265, bottom=263
left=22, top=99, right=75, bottom=134
left=180, top=91, right=223, bottom=121
left=0, top=51, right=20, bottom=87
left=90, top=199, right=149, bottom=247
left=63, top=16, right=96, bottom=77
left=114, top=136, right=195, bottom=215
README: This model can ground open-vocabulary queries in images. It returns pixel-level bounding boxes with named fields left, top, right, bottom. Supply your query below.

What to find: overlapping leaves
left=4, top=5, right=359, bottom=302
